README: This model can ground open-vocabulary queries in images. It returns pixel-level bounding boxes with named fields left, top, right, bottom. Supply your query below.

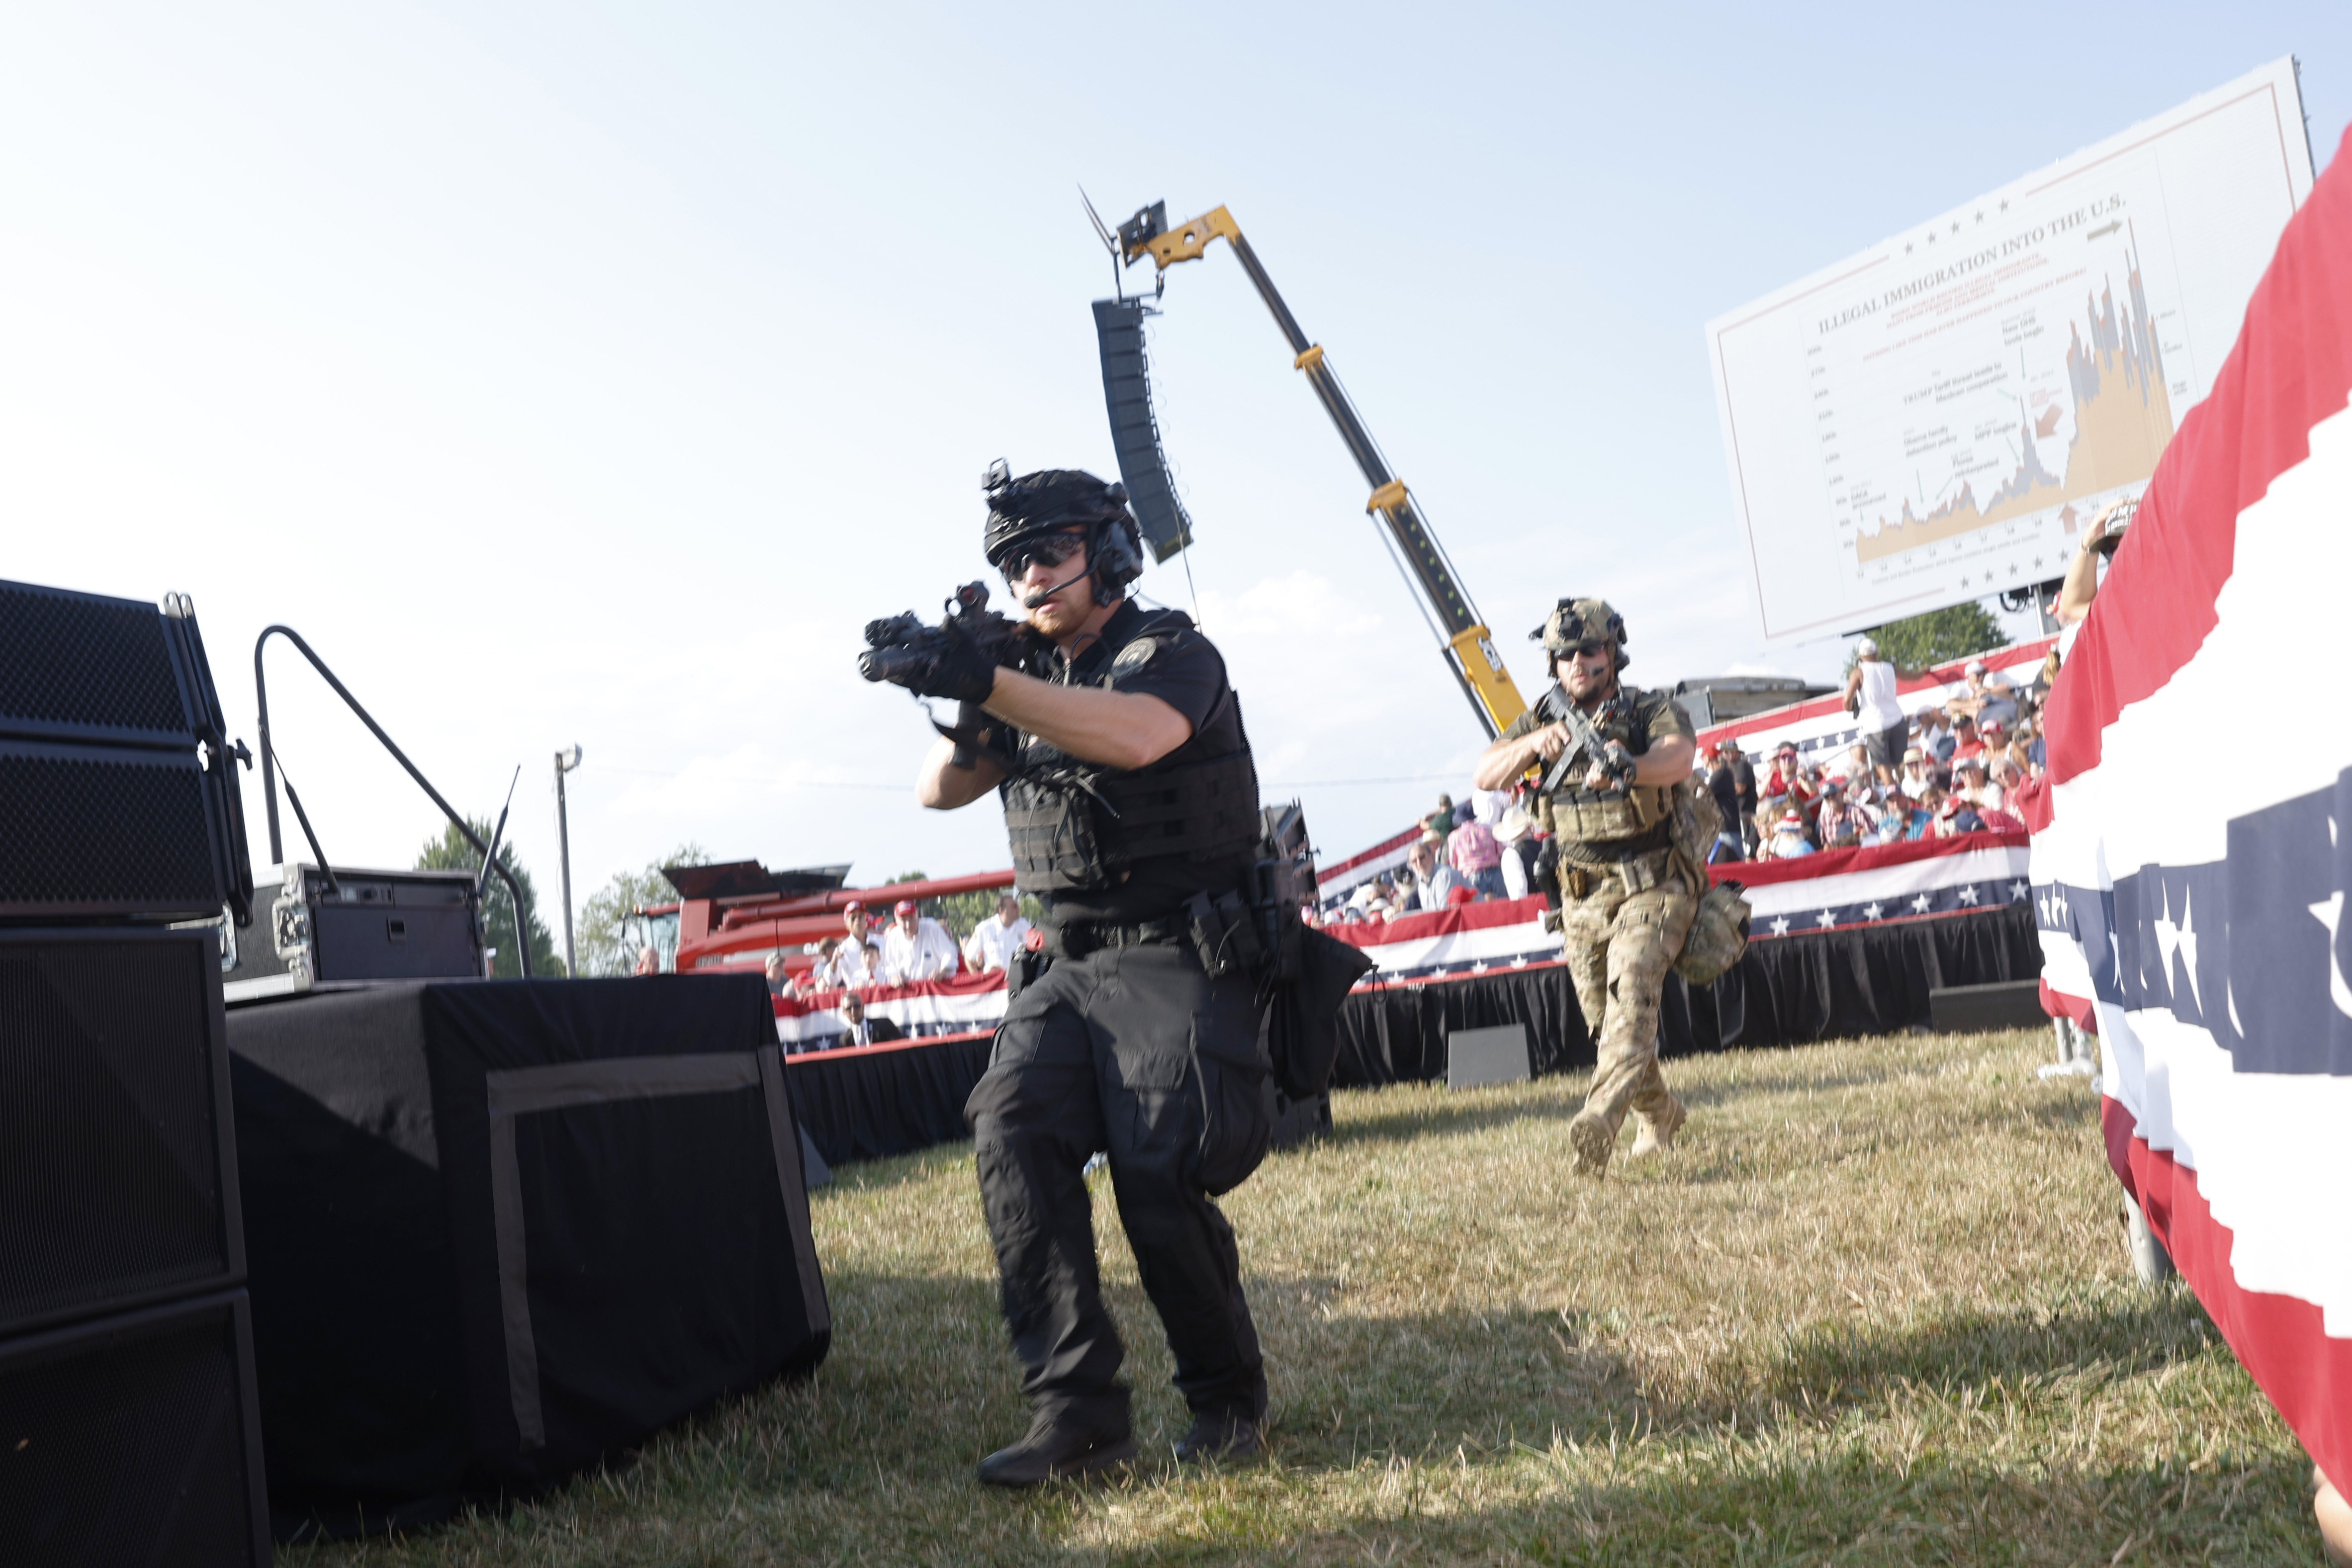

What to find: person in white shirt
left=830, top=933, right=878, bottom=990
left=965, top=892, right=1034, bottom=973
left=881, top=898, right=959, bottom=985
left=1842, top=636, right=1912, bottom=772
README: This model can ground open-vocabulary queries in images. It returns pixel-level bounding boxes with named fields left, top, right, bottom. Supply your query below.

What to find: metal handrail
left=253, top=624, right=534, bottom=976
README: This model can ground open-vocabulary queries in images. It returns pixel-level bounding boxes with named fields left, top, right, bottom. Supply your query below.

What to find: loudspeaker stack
left=0, top=579, right=271, bottom=1566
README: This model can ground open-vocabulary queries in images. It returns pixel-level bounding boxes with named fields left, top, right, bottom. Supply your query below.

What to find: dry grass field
left=291, top=1030, right=2317, bottom=1566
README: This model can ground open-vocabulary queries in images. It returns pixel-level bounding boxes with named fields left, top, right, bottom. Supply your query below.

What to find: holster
left=1005, top=945, right=1049, bottom=1001
left=1185, top=889, right=1265, bottom=980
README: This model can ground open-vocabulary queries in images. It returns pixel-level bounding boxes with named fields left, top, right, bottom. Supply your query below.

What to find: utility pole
left=554, top=745, right=583, bottom=975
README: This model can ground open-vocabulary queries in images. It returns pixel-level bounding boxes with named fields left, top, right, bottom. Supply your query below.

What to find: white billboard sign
left=1708, top=59, right=2314, bottom=646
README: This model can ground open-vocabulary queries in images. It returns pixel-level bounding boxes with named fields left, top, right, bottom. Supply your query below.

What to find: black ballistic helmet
left=981, top=460, right=1145, bottom=600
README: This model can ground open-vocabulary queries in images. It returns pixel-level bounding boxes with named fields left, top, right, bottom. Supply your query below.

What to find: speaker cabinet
left=0, top=928, right=243, bottom=1339
left=0, top=1289, right=271, bottom=1568
left=0, top=579, right=252, bottom=922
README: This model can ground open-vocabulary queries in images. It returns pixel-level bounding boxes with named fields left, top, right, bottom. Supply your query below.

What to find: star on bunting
left=2009, top=880, right=2030, bottom=902
left=1957, top=885, right=1980, bottom=906
left=1863, top=902, right=1884, bottom=920
left=1769, top=915, right=1792, bottom=937
left=1818, top=909, right=1838, bottom=929
left=1911, top=893, right=1933, bottom=913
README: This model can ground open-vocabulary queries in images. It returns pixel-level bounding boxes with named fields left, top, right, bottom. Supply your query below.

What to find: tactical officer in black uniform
left=878, top=464, right=1273, bottom=1486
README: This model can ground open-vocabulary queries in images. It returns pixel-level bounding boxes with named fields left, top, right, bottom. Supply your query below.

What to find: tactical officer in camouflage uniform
left=1473, top=599, right=1699, bottom=1178
left=881, top=465, right=1272, bottom=1486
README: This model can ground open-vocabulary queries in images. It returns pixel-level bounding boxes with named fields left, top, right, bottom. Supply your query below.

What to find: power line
left=592, top=762, right=1465, bottom=791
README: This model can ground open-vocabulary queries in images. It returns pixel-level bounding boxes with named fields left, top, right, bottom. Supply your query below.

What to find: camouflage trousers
left=1558, top=845, right=1698, bottom=1149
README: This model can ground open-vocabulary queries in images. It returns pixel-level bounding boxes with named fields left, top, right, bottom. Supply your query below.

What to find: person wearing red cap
left=881, top=897, right=959, bottom=985
left=831, top=901, right=877, bottom=988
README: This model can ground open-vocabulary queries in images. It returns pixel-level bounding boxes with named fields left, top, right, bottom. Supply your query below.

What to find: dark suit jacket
left=846, top=1017, right=904, bottom=1047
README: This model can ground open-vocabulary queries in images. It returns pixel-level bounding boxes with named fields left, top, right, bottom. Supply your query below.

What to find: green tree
left=417, top=818, right=566, bottom=978
left=1852, top=601, right=2007, bottom=673
left=575, top=843, right=710, bottom=976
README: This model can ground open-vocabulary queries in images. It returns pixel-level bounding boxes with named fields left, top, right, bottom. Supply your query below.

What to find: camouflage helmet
left=1531, top=597, right=1629, bottom=670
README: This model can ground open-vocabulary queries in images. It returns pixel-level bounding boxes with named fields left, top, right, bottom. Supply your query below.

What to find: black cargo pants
left=964, top=940, right=1271, bottom=1434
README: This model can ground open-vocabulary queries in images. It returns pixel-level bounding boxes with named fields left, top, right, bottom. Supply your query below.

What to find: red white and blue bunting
left=2024, top=126, right=2352, bottom=1497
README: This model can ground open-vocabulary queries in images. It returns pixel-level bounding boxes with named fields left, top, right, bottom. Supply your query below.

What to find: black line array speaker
left=0, top=578, right=253, bottom=923
left=1093, top=296, right=1195, bottom=563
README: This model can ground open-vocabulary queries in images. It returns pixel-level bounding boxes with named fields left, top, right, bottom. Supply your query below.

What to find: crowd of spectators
left=1313, top=648, right=2047, bottom=925
left=1324, top=788, right=1539, bottom=925
left=1721, top=652, right=2043, bottom=862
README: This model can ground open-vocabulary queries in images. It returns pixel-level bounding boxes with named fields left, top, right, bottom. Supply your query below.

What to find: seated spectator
left=1934, top=794, right=1985, bottom=836
left=1446, top=811, right=1505, bottom=899
left=764, top=953, right=792, bottom=996
left=1949, top=714, right=1986, bottom=763
left=802, top=936, right=840, bottom=992
left=1421, top=794, right=1456, bottom=839
left=881, top=897, right=959, bottom=985
left=633, top=944, right=660, bottom=976
left=1903, top=788, right=1941, bottom=839
left=1866, top=800, right=1912, bottom=847
left=836, top=992, right=904, bottom=1048
left=1897, top=747, right=1933, bottom=801
left=1965, top=660, right=2020, bottom=731
left=1917, top=706, right=1956, bottom=763
left=1402, top=835, right=1465, bottom=911
left=1763, top=809, right=1816, bottom=859
left=2013, top=721, right=2045, bottom=775
left=964, top=892, right=1033, bottom=973
left=1812, top=778, right=1862, bottom=847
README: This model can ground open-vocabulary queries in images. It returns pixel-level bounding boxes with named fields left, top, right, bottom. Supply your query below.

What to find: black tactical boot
left=1173, top=1408, right=1265, bottom=1465
left=976, top=1409, right=1137, bottom=1488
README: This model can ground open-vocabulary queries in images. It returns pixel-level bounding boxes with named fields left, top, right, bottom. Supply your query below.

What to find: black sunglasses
left=998, top=530, right=1087, bottom=580
left=1557, top=641, right=1612, bottom=662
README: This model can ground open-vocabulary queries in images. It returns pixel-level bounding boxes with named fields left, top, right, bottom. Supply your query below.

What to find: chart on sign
left=1828, top=174, right=2180, bottom=580
left=1710, top=59, right=2313, bottom=647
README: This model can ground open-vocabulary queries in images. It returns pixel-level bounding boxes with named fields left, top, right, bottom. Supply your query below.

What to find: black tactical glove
left=1591, top=741, right=1638, bottom=793
left=875, top=632, right=999, bottom=704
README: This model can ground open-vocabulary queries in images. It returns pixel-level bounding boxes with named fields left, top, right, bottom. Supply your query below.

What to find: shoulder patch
left=1112, top=636, right=1158, bottom=674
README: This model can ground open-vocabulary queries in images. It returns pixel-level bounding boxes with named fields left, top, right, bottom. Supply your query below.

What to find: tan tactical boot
left=1568, top=1111, right=1615, bottom=1177
left=1628, top=1097, right=1687, bottom=1160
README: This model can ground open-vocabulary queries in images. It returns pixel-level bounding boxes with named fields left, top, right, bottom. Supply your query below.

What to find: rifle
left=858, top=582, right=1037, bottom=770
left=1534, top=685, right=1638, bottom=796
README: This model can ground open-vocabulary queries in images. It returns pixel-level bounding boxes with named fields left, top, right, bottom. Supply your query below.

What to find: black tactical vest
left=999, top=605, right=1261, bottom=896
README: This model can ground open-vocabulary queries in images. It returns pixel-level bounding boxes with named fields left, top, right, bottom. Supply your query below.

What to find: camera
left=2092, top=499, right=2136, bottom=559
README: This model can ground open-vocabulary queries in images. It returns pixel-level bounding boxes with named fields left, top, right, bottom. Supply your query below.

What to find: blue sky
left=4, top=2, right=2344, bottom=923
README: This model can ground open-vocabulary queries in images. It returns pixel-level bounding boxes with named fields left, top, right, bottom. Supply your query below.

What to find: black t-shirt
left=1005, top=600, right=1255, bottom=929
left=1729, top=752, right=1758, bottom=809
left=1706, top=764, right=1740, bottom=825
